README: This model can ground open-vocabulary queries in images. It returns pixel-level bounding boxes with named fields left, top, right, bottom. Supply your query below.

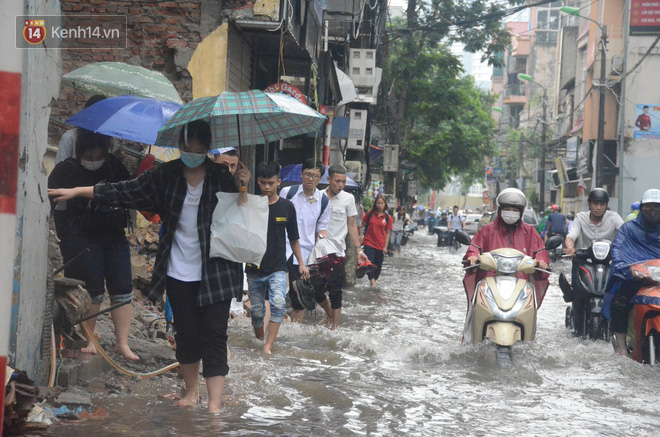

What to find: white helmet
left=641, top=188, right=660, bottom=204
left=496, top=188, right=528, bottom=210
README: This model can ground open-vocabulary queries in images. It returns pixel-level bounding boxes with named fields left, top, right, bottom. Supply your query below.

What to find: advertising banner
left=633, top=103, right=660, bottom=138
left=631, top=2, right=660, bottom=36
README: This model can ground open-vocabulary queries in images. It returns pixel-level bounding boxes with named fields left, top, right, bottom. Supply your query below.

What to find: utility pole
left=540, top=88, right=547, bottom=210
left=595, top=25, right=608, bottom=188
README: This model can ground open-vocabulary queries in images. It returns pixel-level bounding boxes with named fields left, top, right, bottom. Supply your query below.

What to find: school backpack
left=284, top=184, right=329, bottom=219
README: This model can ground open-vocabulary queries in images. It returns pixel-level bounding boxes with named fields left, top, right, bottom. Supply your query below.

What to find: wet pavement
left=50, top=231, right=660, bottom=436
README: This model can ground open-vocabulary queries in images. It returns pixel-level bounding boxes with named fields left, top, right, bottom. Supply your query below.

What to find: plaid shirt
left=94, top=159, right=241, bottom=306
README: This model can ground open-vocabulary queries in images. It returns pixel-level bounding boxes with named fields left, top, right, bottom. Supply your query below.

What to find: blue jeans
left=391, top=230, right=403, bottom=250
left=247, top=271, right=288, bottom=327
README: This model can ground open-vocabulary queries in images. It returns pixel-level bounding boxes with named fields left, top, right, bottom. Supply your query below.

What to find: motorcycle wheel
left=401, top=234, right=408, bottom=246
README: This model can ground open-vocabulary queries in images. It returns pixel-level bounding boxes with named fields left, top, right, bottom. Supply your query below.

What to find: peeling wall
left=11, top=0, right=62, bottom=382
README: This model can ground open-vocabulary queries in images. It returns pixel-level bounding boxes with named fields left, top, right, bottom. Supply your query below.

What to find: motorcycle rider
left=604, top=189, right=660, bottom=356
left=625, top=201, right=640, bottom=222
left=438, top=212, right=448, bottom=227
left=465, top=188, right=550, bottom=306
left=563, top=188, right=623, bottom=334
left=448, top=205, right=465, bottom=246
left=543, top=204, right=569, bottom=241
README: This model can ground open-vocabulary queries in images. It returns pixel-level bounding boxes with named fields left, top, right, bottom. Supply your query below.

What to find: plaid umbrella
left=62, top=62, right=183, bottom=104
left=155, top=90, right=326, bottom=148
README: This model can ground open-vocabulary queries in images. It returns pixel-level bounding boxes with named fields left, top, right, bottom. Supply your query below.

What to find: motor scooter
left=434, top=226, right=452, bottom=247
left=627, top=259, right=660, bottom=364
left=548, top=236, right=564, bottom=263
left=558, top=240, right=612, bottom=340
left=456, top=231, right=562, bottom=363
left=401, top=222, right=418, bottom=246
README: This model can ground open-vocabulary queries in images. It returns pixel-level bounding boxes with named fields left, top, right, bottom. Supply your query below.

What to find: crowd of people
left=47, top=118, right=417, bottom=413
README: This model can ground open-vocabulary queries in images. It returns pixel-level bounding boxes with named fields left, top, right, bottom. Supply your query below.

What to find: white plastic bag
left=210, top=192, right=268, bottom=265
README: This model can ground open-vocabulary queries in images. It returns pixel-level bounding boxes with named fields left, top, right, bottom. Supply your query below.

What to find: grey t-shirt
left=567, top=210, right=624, bottom=249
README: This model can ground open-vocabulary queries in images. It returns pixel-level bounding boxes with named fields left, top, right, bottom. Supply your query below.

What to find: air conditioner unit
left=345, top=160, right=362, bottom=181
left=346, top=109, right=367, bottom=150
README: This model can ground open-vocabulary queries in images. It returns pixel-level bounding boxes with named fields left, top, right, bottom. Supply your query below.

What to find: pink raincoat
left=462, top=214, right=550, bottom=308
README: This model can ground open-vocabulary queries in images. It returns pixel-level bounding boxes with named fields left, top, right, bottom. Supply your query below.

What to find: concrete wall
left=11, top=0, right=62, bottom=382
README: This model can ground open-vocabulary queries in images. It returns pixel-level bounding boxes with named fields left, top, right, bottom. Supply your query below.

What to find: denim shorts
left=247, top=271, right=288, bottom=327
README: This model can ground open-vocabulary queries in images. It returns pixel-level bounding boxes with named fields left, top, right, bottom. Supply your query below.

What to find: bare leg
left=263, top=321, right=280, bottom=354
left=331, top=308, right=342, bottom=330
left=206, top=375, right=225, bottom=414
left=81, top=303, right=101, bottom=354
left=370, top=279, right=377, bottom=287
left=291, top=309, right=305, bottom=323
left=614, top=332, right=629, bottom=356
left=253, top=326, right=265, bottom=340
left=111, top=303, right=139, bottom=360
left=177, top=362, right=200, bottom=407
left=318, top=298, right=332, bottom=326
left=264, top=300, right=271, bottom=326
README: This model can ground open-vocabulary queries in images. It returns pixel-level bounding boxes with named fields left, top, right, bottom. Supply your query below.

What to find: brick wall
left=50, top=0, right=203, bottom=143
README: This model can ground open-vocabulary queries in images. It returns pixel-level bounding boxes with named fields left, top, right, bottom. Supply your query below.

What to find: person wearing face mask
left=48, top=129, right=137, bottom=360
left=603, top=189, right=660, bottom=357
left=49, top=119, right=250, bottom=414
left=464, top=188, right=550, bottom=306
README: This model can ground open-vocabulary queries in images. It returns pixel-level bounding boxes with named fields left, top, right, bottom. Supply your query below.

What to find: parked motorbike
left=401, top=222, right=418, bottom=246
left=434, top=226, right=452, bottom=247
left=548, top=236, right=564, bottom=263
left=457, top=231, right=562, bottom=364
left=627, top=259, right=660, bottom=364
left=558, top=240, right=612, bottom=340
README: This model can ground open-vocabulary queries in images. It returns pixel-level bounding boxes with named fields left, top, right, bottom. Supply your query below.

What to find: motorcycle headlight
left=592, top=241, right=611, bottom=261
left=647, top=265, right=660, bottom=283
left=492, top=254, right=524, bottom=274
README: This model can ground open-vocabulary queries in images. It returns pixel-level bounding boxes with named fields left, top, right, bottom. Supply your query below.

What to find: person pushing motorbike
left=604, top=189, right=660, bottom=357
left=543, top=205, right=569, bottom=241
left=465, top=188, right=550, bottom=305
left=563, top=188, right=623, bottom=333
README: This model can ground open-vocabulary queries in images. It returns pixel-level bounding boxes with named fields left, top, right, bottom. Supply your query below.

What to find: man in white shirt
left=448, top=205, right=465, bottom=245
left=314, top=164, right=369, bottom=329
left=279, top=159, right=331, bottom=322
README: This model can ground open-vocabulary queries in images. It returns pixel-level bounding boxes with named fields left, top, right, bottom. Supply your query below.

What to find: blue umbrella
left=280, top=164, right=359, bottom=188
left=66, top=95, right=182, bottom=145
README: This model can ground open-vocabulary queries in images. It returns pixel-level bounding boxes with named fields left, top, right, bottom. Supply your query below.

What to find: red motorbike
left=629, top=259, right=660, bottom=364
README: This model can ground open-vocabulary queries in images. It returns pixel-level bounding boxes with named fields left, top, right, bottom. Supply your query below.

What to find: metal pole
left=540, top=88, right=547, bottom=210
left=596, top=25, right=608, bottom=188
left=618, top=3, right=630, bottom=215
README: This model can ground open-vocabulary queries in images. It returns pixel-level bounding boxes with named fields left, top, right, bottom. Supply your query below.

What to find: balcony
left=511, top=36, right=530, bottom=57
left=502, top=84, right=527, bottom=105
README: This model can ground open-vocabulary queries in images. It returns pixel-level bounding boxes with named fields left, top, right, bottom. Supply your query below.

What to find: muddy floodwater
left=50, top=232, right=660, bottom=436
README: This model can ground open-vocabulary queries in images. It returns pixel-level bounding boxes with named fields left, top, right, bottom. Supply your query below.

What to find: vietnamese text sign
left=631, top=1, right=660, bottom=35
left=633, top=103, right=660, bottom=138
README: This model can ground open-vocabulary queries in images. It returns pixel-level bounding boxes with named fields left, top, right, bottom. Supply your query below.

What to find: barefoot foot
left=114, top=344, right=140, bottom=361
left=81, top=343, right=98, bottom=355
left=176, top=392, right=199, bottom=408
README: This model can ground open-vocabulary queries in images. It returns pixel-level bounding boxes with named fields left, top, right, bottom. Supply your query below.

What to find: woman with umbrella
left=49, top=119, right=250, bottom=414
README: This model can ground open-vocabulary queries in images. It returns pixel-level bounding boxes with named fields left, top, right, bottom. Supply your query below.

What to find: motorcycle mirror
left=454, top=231, right=472, bottom=246
left=545, top=235, right=563, bottom=250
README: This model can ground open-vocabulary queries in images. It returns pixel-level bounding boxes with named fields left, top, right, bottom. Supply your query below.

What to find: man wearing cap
left=604, top=188, right=660, bottom=357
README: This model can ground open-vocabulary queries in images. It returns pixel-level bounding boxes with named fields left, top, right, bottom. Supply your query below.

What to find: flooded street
left=51, top=232, right=660, bottom=436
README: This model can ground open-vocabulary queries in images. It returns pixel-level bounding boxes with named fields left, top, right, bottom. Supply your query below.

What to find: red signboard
left=630, top=1, right=660, bottom=35
left=264, top=82, right=307, bottom=104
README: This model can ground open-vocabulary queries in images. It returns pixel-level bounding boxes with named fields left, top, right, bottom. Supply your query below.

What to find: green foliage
left=377, top=0, right=525, bottom=189
left=362, top=196, right=373, bottom=211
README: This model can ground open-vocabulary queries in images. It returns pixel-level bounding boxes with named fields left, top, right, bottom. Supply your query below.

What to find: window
left=366, top=68, right=373, bottom=76
left=366, top=51, right=374, bottom=59
left=353, top=51, right=361, bottom=59
left=536, top=7, right=560, bottom=44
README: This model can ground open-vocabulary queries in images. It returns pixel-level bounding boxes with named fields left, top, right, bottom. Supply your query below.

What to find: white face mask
left=501, top=210, right=521, bottom=225
left=81, top=159, right=105, bottom=171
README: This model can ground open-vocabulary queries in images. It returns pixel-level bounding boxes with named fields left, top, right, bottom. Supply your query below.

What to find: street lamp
left=560, top=5, right=608, bottom=189
left=517, top=73, right=548, bottom=209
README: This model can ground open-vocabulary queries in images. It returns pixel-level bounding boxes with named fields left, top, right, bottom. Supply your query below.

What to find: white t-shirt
left=167, top=181, right=204, bottom=281
left=392, top=213, right=410, bottom=232
left=281, top=185, right=331, bottom=265
left=321, top=188, right=358, bottom=256
left=449, top=213, right=464, bottom=231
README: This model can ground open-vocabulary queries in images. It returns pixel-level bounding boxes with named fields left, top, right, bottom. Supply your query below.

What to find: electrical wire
left=81, top=321, right=179, bottom=379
